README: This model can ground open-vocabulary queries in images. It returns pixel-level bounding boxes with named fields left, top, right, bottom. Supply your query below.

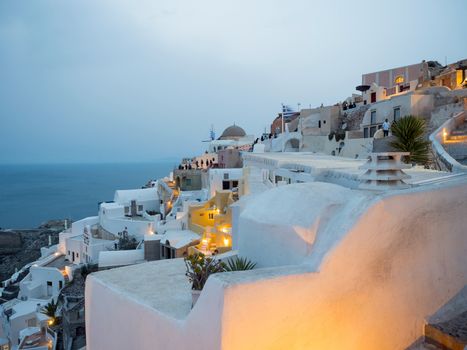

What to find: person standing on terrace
left=383, top=119, right=390, bottom=137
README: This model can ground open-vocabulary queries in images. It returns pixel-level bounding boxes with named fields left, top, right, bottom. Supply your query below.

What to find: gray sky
left=0, top=0, right=466, bottom=163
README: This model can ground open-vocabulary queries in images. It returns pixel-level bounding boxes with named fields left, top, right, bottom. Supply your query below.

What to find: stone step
left=447, top=135, right=467, bottom=141
left=424, top=311, right=467, bottom=350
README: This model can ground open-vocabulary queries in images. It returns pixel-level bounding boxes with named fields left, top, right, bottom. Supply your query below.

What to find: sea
left=0, top=162, right=175, bottom=229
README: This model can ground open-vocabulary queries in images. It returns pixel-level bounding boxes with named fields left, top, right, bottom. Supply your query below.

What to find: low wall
left=301, top=135, right=372, bottom=159
left=85, top=261, right=226, bottom=350
left=99, top=215, right=153, bottom=239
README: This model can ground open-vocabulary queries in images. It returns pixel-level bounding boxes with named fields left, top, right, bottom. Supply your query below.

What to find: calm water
left=0, top=162, right=174, bottom=229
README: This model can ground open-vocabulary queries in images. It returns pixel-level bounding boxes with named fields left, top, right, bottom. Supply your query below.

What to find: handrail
left=429, top=111, right=467, bottom=173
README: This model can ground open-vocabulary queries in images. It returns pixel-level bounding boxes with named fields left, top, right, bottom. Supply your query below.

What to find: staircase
left=424, top=311, right=467, bottom=350
left=443, top=115, right=467, bottom=165
left=409, top=286, right=467, bottom=350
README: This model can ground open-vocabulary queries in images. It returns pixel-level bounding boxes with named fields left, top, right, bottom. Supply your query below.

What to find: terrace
left=19, top=327, right=56, bottom=350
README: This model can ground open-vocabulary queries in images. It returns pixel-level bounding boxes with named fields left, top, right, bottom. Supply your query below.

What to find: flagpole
left=281, top=103, right=284, bottom=134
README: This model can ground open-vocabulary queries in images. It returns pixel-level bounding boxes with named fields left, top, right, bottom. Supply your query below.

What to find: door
left=371, top=92, right=376, bottom=103
left=131, top=200, right=137, bottom=216
left=47, top=281, right=52, bottom=296
left=72, top=251, right=75, bottom=262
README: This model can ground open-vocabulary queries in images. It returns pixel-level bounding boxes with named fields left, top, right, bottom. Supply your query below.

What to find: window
left=232, top=180, right=238, bottom=187
left=371, top=92, right=376, bottom=103
left=208, top=213, right=214, bottom=220
left=27, top=318, right=36, bottom=327
left=47, top=281, right=52, bottom=286
left=364, top=128, right=369, bottom=138
left=393, top=107, right=401, bottom=122
left=138, top=205, right=143, bottom=212
left=222, top=181, right=230, bottom=190
left=124, top=206, right=129, bottom=214
left=59, top=281, right=63, bottom=289
left=370, top=110, right=376, bottom=125
left=223, top=173, right=229, bottom=180
left=185, top=178, right=192, bottom=186
left=318, top=120, right=321, bottom=128
left=76, top=253, right=79, bottom=258
left=68, top=250, right=70, bottom=256
left=394, top=75, right=404, bottom=84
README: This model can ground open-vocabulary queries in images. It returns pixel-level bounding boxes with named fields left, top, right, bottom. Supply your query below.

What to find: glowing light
left=48, top=319, right=54, bottom=326
left=223, top=237, right=230, bottom=246
left=394, top=75, right=404, bottom=84
left=202, top=238, right=208, bottom=244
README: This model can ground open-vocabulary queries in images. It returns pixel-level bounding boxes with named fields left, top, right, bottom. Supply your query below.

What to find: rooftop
left=243, top=152, right=464, bottom=187
left=91, top=259, right=192, bottom=319
left=219, top=125, right=246, bottom=140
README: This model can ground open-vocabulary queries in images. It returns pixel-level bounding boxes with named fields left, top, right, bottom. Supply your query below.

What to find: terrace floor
left=92, top=258, right=192, bottom=319
left=244, top=152, right=466, bottom=186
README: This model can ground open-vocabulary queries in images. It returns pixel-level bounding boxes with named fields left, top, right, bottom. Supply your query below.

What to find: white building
left=206, top=169, right=243, bottom=198
left=99, top=187, right=161, bottom=239
left=360, top=90, right=435, bottom=138
left=58, top=216, right=115, bottom=265
left=0, top=299, right=53, bottom=350
left=18, top=267, right=64, bottom=301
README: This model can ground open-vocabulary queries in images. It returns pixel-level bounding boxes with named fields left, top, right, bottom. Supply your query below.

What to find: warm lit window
left=394, top=75, right=404, bottom=84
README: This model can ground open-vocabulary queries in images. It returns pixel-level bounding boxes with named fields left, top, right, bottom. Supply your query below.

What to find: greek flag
left=281, top=104, right=296, bottom=119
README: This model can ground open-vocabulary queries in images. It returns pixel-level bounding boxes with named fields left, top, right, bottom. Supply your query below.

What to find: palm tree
left=41, top=300, right=58, bottom=319
left=223, top=256, right=256, bottom=271
left=390, top=115, right=430, bottom=165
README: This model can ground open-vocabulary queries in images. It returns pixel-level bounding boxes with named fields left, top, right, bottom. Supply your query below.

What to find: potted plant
left=184, top=253, right=225, bottom=307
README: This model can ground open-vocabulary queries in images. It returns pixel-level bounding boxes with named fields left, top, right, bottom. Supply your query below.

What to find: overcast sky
left=0, top=0, right=466, bottom=163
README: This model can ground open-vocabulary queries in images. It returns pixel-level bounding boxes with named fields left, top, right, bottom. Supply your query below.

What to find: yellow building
left=187, top=190, right=234, bottom=255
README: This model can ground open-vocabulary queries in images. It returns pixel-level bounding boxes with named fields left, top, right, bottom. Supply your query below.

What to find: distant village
left=0, top=58, right=466, bottom=350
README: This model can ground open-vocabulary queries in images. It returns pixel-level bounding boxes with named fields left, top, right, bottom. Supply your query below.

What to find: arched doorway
left=284, top=138, right=300, bottom=152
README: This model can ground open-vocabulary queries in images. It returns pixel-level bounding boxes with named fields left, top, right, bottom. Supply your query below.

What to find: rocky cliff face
left=0, top=220, right=65, bottom=282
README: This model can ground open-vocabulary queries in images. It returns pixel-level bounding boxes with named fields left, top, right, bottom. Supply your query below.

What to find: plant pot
left=191, top=290, right=201, bottom=308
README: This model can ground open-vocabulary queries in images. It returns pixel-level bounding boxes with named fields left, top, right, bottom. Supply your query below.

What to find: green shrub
left=224, top=256, right=256, bottom=271
left=390, top=115, right=430, bottom=165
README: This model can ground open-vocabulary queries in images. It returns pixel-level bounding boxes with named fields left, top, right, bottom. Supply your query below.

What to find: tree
left=390, top=115, right=430, bottom=165
left=223, top=256, right=256, bottom=271
left=41, top=300, right=58, bottom=319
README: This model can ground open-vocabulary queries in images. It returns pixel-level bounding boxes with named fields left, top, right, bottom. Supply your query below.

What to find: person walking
left=382, top=119, right=390, bottom=137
